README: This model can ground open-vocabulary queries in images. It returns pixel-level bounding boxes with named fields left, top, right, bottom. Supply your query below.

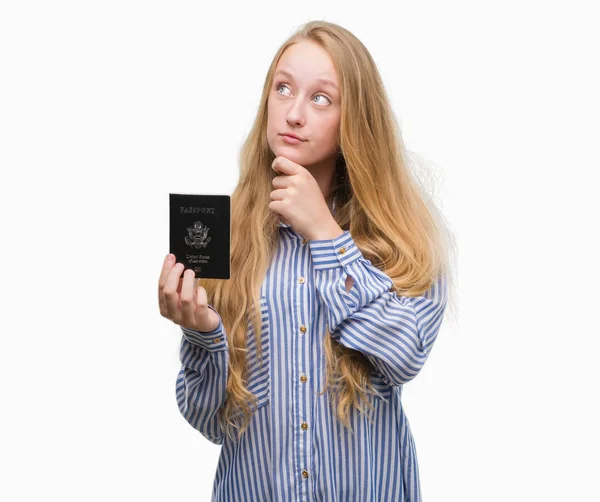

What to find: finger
left=275, top=176, right=291, bottom=189
left=269, top=200, right=290, bottom=225
left=194, top=283, right=208, bottom=311
left=273, top=155, right=300, bottom=175
left=179, top=269, right=198, bottom=327
left=272, top=155, right=290, bottom=174
left=269, top=199, right=286, bottom=212
left=269, top=188, right=286, bottom=201
left=158, top=254, right=176, bottom=317
left=164, top=262, right=185, bottom=322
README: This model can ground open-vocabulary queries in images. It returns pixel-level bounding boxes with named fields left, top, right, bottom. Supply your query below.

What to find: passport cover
left=169, top=193, right=231, bottom=279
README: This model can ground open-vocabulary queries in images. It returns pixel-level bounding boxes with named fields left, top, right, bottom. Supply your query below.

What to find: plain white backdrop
left=1, top=1, right=598, bottom=500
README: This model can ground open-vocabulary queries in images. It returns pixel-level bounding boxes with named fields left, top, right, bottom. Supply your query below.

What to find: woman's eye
left=276, top=83, right=290, bottom=95
left=313, top=94, right=331, bottom=105
left=276, top=83, right=331, bottom=105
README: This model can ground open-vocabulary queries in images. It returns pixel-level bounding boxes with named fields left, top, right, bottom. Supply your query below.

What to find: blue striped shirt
left=176, top=199, right=448, bottom=501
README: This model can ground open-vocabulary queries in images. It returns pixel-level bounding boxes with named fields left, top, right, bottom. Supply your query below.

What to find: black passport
left=169, top=193, right=231, bottom=279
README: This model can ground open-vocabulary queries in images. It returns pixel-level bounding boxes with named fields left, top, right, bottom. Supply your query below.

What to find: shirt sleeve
left=175, top=305, right=228, bottom=445
left=308, top=230, right=448, bottom=386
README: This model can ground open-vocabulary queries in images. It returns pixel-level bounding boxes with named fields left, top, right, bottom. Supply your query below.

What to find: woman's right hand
left=158, top=254, right=221, bottom=332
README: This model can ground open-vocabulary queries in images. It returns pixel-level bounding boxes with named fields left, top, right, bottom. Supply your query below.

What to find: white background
left=1, top=1, right=598, bottom=501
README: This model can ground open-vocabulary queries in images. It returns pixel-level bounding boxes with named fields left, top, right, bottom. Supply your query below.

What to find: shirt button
left=302, top=470, right=309, bottom=479
left=301, top=238, right=308, bottom=244
left=300, top=325, right=307, bottom=334
left=300, top=374, right=307, bottom=383
left=338, top=246, right=346, bottom=254
left=299, top=277, right=305, bottom=284
left=301, top=421, right=308, bottom=430
left=213, top=338, right=221, bottom=343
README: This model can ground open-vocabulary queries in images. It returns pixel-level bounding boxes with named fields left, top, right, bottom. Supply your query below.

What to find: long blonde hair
left=196, top=20, right=457, bottom=442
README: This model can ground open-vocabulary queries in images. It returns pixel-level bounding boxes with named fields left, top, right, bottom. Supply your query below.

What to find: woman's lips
left=281, top=134, right=304, bottom=144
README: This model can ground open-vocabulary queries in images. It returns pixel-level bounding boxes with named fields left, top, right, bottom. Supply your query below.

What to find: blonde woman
left=159, top=20, right=455, bottom=502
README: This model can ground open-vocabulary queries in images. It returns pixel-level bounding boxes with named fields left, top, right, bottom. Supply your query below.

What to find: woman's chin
left=275, top=149, right=305, bottom=163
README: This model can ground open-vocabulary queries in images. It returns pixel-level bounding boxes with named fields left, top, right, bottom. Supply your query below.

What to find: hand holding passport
left=158, top=253, right=221, bottom=332
left=157, top=193, right=230, bottom=332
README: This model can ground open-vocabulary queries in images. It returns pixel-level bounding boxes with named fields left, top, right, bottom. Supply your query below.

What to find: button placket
left=296, top=272, right=311, bottom=494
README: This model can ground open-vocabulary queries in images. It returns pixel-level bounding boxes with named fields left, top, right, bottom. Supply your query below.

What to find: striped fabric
left=176, top=198, right=448, bottom=501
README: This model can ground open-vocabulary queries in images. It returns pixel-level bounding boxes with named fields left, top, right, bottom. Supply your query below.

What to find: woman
left=159, top=20, right=454, bottom=502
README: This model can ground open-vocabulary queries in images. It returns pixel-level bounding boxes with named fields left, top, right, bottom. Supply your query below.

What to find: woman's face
left=266, top=39, right=341, bottom=169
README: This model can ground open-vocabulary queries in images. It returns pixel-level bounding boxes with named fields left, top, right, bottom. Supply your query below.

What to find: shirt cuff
left=180, top=305, right=227, bottom=352
left=308, top=230, right=362, bottom=270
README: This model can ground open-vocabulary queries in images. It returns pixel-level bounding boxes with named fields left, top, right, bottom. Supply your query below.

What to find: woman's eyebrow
left=275, top=69, right=339, bottom=92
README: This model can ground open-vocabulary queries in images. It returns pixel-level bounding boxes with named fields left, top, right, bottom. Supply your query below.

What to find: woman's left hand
left=269, top=156, right=343, bottom=241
